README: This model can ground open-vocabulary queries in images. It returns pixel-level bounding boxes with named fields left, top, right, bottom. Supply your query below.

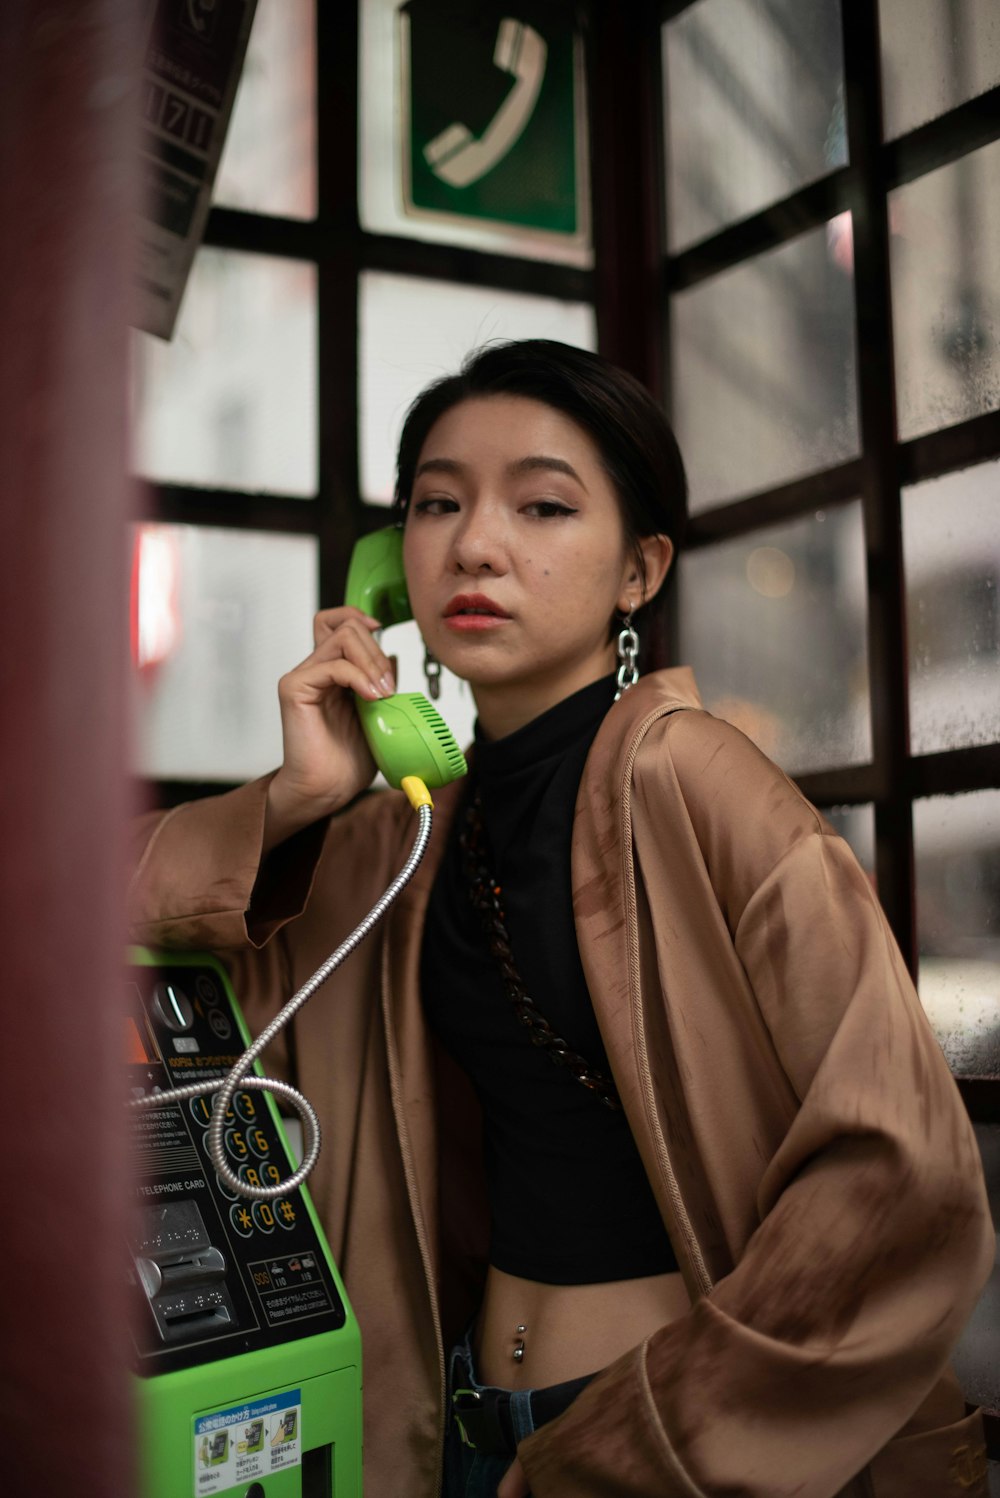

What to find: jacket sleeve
left=128, top=775, right=331, bottom=1078
left=519, top=728, right=993, bottom=1497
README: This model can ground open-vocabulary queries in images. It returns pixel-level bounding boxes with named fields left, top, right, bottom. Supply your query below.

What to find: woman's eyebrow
left=413, top=457, right=465, bottom=479
left=413, top=454, right=588, bottom=489
left=508, top=455, right=588, bottom=489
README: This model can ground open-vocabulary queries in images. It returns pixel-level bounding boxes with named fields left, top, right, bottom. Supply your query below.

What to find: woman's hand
left=498, top=1456, right=530, bottom=1498
left=263, top=607, right=396, bottom=852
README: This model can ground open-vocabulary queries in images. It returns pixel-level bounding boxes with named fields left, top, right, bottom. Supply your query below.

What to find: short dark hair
left=392, top=339, right=687, bottom=670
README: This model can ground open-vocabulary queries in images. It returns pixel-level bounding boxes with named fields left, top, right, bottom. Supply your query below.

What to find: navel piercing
left=513, top=1324, right=526, bottom=1363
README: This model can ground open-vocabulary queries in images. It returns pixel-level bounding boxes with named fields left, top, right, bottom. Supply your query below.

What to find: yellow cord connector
left=401, top=775, right=433, bottom=810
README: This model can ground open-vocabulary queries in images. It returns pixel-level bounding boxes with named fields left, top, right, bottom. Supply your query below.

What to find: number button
left=234, top=1092, right=257, bottom=1124
left=275, top=1199, right=297, bottom=1231
left=230, top=1203, right=254, bottom=1238
left=261, top=1162, right=282, bottom=1189
left=238, top=1164, right=262, bottom=1192
left=225, top=1127, right=248, bottom=1162
left=189, top=1096, right=213, bottom=1128
left=252, top=1202, right=275, bottom=1234
left=247, top=1127, right=270, bottom=1160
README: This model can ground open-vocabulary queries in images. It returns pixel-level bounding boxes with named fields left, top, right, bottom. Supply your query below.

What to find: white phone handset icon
left=423, top=19, right=547, bottom=189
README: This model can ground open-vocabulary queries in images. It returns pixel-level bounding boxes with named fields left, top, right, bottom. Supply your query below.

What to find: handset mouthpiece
left=355, top=693, right=467, bottom=789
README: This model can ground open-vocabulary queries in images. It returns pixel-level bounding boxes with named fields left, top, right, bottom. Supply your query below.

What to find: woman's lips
left=443, top=613, right=509, bottom=631
left=442, top=593, right=511, bottom=631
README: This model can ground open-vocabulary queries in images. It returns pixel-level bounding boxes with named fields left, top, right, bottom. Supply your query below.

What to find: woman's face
left=402, top=394, right=645, bottom=736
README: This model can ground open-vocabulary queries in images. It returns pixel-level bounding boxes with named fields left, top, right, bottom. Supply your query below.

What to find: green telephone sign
left=400, top=0, right=586, bottom=239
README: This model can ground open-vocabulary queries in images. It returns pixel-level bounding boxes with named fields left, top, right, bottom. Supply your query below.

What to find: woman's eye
left=411, top=496, right=459, bottom=515
left=524, top=500, right=578, bottom=519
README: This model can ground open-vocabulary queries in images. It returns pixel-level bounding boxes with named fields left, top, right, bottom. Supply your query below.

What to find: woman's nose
left=449, top=510, right=507, bottom=575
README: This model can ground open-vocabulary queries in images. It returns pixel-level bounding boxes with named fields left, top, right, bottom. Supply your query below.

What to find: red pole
left=0, top=4, right=137, bottom=1494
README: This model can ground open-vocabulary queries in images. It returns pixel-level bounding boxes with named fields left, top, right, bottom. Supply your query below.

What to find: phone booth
left=126, top=950, right=362, bottom=1498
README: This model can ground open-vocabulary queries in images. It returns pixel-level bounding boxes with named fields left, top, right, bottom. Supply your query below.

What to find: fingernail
left=380, top=672, right=396, bottom=696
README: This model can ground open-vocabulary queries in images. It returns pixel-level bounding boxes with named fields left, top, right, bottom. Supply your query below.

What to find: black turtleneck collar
left=468, top=672, right=617, bottom=869
left=474, top=672, right=617, bottom=778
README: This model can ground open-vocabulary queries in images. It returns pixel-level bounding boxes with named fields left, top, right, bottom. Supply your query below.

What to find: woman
left=130, top=340, right=992, bottom=1498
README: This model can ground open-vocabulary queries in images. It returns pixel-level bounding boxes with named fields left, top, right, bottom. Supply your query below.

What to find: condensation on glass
left=131, top=524, right=318, bottom=783
left=821, top=803, right=876, bottom=882
left=358, top=270, right=596, bottom=503
left=662, top=0, right=846, bottom=254
left=879, top=0, right=1000, bottom=140
left=915, top=789, right=1000, bottom=1077
left=131, top=249, right=318, bottom=496
left=672, top=221, right=859, bottom=512
left=678, top=503, right=871, bottom=776
left=890, top=138, right=1000, bottom=440
left=359, top=0, right=591, bottom=268
left=903, top=458, right=1000, bottom=756
left=951, top=1123, right=1000, bottom=1414
left=213, top=0, right=317, bottom=219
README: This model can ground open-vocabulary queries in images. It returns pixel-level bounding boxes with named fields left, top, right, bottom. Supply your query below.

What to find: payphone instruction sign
left=194, top=1390, right=301, bottom=1494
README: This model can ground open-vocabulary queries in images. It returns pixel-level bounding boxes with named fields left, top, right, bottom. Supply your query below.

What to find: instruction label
left=249, top=1250, right=335, bottom=1328
left=193, top=1390, right=301, bottom=1494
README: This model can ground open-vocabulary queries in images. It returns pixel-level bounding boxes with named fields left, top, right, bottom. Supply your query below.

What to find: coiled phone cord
left=131, top=777, right=434, bottom=1202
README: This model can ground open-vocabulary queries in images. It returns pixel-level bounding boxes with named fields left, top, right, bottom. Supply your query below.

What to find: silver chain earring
left=614, top=610, right=640, bottom=701
left=424, top=647, right=442, bottom=701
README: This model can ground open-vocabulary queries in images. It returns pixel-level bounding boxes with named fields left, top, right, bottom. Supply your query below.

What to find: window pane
left=821, top=803, right=876, bottom=881
left=672, top=222, right=859, bottom=511
left=131, top=524, right=317, bottom=782
left=915, top=789, right=1000, bottom=1077
left=879, top=0, right=1000, bottom=140
left=359, top=271, right=596, bottom=502
left=132, top=249, right=317, bottom=496
left=889, top=139, right=1000, bottom=440
left=903, top=458, right=1000, bottom=755
left=213, top=0, right=316, bottom=219
left=678, top=504, right=871, bottom=775
left=359, top=0, right=591, bottom=268
left=663, top=0, right=846, bottom=254
left=952, top=1125, right=1000, bottom=1419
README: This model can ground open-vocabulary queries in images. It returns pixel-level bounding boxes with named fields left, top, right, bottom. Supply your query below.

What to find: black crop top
left=421, top=674, right=679, bottom=1285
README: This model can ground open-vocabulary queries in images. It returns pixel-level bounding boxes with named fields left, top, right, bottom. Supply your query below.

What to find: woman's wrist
left=262, top=773, right=335, bottom=856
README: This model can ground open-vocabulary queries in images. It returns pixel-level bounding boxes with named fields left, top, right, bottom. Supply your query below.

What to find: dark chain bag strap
left=459, top=791, right=622, bottom=1111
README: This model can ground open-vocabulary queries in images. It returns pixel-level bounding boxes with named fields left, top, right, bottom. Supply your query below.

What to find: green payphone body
left=127, top=948, right=362, bottom=1498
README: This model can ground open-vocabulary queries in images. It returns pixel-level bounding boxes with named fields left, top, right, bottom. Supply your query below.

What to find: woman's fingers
left=279, top=650, right=388, bottom=708
left=312, top=604, right=380, bottom=648
left=302, top=611, right=396, bottom=697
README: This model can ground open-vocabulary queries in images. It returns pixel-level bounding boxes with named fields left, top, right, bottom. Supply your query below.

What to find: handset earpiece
left=343, top=526, right=413, bottom=628
left=344, top=527, right=467, bottom=790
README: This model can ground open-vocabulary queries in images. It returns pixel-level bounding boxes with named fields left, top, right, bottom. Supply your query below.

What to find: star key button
left=230, top=1203, right=254, bottom=1238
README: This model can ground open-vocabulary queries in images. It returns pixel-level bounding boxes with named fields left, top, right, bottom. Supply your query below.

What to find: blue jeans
left=441, top=1327, right=592, bottom=1498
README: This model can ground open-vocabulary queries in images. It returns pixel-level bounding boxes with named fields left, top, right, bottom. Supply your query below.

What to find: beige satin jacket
left=129, top=669, right=993, bottom=1498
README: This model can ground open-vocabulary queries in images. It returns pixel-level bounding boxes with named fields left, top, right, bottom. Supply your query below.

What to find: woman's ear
left=619, top=534, right=674, bottom=613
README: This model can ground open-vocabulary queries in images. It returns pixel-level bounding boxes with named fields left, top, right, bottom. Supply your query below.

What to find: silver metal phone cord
left=130, top=801, right=433, bottom=1202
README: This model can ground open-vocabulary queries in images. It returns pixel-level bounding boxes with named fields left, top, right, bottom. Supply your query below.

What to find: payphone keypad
left=127, top=961, right=347, bottom=1377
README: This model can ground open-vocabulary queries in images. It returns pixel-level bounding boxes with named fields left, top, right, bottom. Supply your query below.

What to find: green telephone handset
left=344, top=526, right=467, bottom=790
